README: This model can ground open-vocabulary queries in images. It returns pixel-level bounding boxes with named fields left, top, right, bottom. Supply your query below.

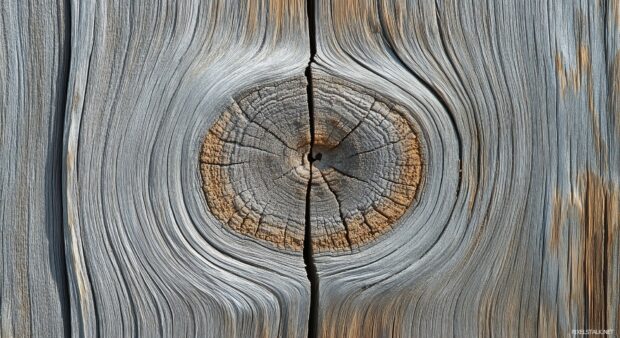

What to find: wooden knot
left=308, top=75, right=423, bottom=252
left=200, top=76, right=423, bottom=253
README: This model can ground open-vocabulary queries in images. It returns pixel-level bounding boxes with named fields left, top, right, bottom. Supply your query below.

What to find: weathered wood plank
left=62, top=0, right=312, bottom=336
left=0, top=0, right=70, bottom=336
left=2, top=0, right=618, bottom=337
left=312, top=0, right=619, bottom=337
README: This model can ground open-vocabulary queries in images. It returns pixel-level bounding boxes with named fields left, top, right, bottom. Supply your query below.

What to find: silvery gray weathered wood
left=0, top=1, right=70, bottom=336
left=62, top=1, right=311, bottom=337
left=2, top=0, right=618, bottom=337
left=312, top=0, right=619, bottom=337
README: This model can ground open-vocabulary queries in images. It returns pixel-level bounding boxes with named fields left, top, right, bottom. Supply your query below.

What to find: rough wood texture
left=310, top=73, right=423, bottom=252
left=62, top=1, right=311, bottom=336
left=200, top=77, right=311, bottom=251
left=0, top=0, right=70, bottom=336
left=312, top=0, right=619, bottom=337
left=200, top=74, right=422, bottom=253
left=1, top=0, right=619, bottom=337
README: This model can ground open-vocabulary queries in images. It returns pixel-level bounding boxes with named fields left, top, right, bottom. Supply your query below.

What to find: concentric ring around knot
left=200, top=76, right=423, bottom=253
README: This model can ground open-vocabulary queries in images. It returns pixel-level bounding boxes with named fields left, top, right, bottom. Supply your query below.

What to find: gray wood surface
left=309, top=1, right=619, bottom=337
left=0, top=0, right=70, bottom=336
left=1, top=0, right=618, bottom=337
left=61, top=1, right=311, bottom=337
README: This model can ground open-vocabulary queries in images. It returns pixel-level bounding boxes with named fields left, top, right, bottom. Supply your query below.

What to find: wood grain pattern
left=200, top=77, right=311, bottom=251
left=200, top=73, right=423, bottom=254
left=0, top=0, right=70, bottom=336
left=62, top=1, right=311, bottom=336
left=313, top=0, right=619, bottom=337
left=310, top=73, right=423, bottom=252
left=1, top=0, right=618, bottom=337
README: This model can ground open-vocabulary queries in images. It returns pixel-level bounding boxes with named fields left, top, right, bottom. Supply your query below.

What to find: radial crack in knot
left=200, top=76, right=423, bottom=253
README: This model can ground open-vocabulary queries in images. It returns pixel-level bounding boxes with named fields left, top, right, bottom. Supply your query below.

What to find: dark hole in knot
left=307, top=152, right=322, bottom=163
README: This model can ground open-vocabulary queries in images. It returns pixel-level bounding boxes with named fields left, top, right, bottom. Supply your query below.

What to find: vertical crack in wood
left=304, top=0, right=319, bottom=337
left=304, top=153, right=319, bottom=338
left=59, top=0, right=72, bottom=334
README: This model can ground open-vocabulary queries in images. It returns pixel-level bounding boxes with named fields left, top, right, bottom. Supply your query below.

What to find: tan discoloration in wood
left=538, top=300, right=559, bottom=338
left=245, top=1, right=260, bottom=38
left=578, top=45, right=590, bottom=79
left=201, top=164, right=236, bottom=222
left=255, top=222, right=286, bottom=248
left=574, top=44, right=589, bottom=92
left=577, top=45, right=607, bottom=165
left=554, top=44, right=609, bottom=168
left=578, top=172, right=618, bottom=330
left=555, top=53, right=568, bottom=95
left=269, top=0, right=306, bottom=34
left=364, top=208, right=392, bottom=233
left=284, top=231, right=304, bottom=251
left=313, top=121, right=342, bottom=150
left=243, top=0, right=306, bottom=44
left=549, top=191, right=565, bottom=251
left=200, top=130, right=236, bottom=224
left=613, top=52, right=620, bottom=136
left=344, top=213, right=374, bottom=246
left=313, top=231, right=350, bottom=252
left=555, top=45, right=593, bottom=96
left=550, top=171, right=619, bottom=330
